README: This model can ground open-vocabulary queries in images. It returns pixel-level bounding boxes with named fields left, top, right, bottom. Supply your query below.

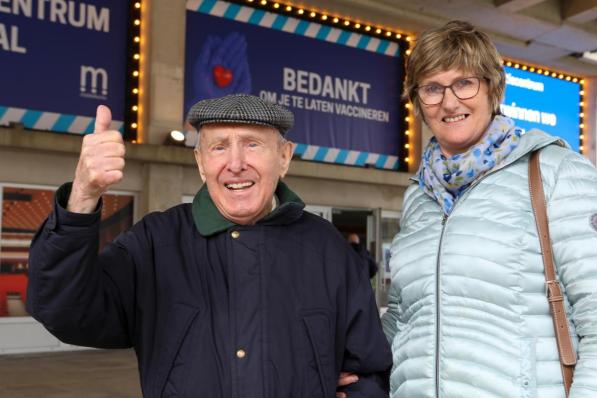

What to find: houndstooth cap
left=187, top=94, right=294, bottom=136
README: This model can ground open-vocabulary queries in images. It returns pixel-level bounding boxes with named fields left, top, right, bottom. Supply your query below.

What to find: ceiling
left=296, top=0, right=597, bottom=77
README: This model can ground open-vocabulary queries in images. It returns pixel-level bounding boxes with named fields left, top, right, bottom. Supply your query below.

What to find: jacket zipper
left=433, top=162, right=510, bottom=397
left=433, top=176, right=487, bottom=397
left=435, top=213, right=448, bottom=398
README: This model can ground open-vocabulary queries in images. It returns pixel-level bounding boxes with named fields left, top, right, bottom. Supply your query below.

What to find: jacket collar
left=503, top=128, right=565, bottom=164
left=192, top=181, right=305, bottom=237
left=410, top=125, right=564, bottom=184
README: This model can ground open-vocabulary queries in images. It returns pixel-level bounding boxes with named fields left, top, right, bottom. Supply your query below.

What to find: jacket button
left=236, top=349, right=246, bottom=359
left=231, top=231, right=240, bottom=239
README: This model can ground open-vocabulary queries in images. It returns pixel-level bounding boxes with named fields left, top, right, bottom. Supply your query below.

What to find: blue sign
left=185, top=0, right=404, bottom=170
left=0, top=0, right=128, bottom=133
left=502, top=66, right=581, bottom=151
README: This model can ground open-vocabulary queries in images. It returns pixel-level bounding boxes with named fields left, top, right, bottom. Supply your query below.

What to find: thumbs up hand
left=67, top=105, right=126, bottom=213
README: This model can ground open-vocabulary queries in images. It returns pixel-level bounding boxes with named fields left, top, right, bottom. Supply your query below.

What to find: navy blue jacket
left=27, top=183, right=391, bottom=397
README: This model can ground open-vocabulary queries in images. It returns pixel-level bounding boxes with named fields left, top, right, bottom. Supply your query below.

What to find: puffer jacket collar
left=411, top=127, right=565, bottom=185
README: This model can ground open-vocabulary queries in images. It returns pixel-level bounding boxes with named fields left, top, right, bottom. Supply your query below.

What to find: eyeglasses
left=416, top=77, right=482, bottom=105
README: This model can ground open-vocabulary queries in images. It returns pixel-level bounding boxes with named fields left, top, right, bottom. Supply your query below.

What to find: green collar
left=192, top=181, right=304, bottom=236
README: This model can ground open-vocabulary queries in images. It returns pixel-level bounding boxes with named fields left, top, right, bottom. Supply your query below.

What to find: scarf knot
left=418, top=115, right=523, bottom=215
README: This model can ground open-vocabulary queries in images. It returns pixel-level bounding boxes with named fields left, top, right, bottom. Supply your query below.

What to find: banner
left=185, top=0, right=405, bottom=170
left=0, top=0, right=128, bottom=134
left=502, top=66, right=581, bottom=151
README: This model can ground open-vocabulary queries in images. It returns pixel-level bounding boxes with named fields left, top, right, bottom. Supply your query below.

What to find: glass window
left=377, top=212, right=400, bottom=308
left=381, top=211, right=401, bottom=276
left=0, top=185, right=134, bottom=318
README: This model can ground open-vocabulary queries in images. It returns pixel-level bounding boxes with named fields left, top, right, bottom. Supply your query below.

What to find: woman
left=380, top=21, right=597, bottom=397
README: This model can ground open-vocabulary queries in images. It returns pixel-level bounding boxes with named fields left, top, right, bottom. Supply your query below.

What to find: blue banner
left=0, top=0, right=128, bottom=133
left=185, top=0, right=404, bottom=170
left=502, top=66, right=581, bottom=151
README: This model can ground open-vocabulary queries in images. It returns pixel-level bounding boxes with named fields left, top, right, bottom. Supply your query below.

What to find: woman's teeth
left=443, top=114, right=467, bottom=123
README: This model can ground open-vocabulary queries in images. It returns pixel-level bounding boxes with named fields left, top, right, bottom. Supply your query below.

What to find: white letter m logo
left=80, top=66, right=108, bottom=99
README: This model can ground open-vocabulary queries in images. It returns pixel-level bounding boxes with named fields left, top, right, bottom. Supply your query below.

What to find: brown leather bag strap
left=529, top=150, right=576, bottom=396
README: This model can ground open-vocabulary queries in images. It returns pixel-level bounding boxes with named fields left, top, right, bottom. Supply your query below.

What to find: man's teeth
left=226, top=182, right=254, bottom=189
left=444, top=114, right=466, bottom=123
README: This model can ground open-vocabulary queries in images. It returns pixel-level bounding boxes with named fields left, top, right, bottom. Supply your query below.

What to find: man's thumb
left=94, top=105, right=112, bottom=133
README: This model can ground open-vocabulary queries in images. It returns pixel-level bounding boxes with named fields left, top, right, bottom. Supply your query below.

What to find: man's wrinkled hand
left=68, top=105, right=125, bottom=213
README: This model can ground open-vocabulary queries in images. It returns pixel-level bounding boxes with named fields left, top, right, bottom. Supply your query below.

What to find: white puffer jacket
left=382, top=130, right=597, bottom=398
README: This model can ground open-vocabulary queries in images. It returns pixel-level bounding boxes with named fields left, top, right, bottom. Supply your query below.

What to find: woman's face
left=418, top=69, right=493, bottom=157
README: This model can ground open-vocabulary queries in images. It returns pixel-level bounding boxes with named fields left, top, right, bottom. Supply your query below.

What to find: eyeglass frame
left=415, top=76, right=485, bottom=106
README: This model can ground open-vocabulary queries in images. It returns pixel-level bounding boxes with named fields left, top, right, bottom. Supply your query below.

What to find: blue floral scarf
left=418, top=115, right=523, bottom=215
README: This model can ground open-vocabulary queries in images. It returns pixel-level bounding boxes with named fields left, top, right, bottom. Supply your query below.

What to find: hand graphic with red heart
left=188, top=32, right=252, bottom=109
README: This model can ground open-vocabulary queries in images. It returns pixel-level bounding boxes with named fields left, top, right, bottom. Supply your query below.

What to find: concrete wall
left=0, top=126, right=410, bottom=219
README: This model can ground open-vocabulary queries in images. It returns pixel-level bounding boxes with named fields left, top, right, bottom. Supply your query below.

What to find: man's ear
left=194, top=148, right=206, bottom=182
left=279, top=140, right=294, bottom=179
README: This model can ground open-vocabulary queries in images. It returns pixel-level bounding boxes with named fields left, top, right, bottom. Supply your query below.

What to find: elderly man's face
left=194, top=124, right=293, bottom=225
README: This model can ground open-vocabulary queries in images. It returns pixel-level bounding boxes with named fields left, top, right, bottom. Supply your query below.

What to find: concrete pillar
left=140, top=163, right=184, bottom=214
left=584, top=77, right=596, bottom=165
left=139, top=0, right=187, bottom=145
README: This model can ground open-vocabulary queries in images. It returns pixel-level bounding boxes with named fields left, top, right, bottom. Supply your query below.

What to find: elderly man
left=27, top=94, right=391, bottom=398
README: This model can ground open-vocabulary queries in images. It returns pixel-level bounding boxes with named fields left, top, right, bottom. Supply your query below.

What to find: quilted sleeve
left=547, top=151, right=597, bottom=397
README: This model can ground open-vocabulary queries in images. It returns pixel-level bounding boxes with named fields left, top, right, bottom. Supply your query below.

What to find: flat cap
left=187, top=94, right=294, bottom=135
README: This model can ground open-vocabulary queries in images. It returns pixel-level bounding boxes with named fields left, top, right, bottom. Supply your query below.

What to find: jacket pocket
left=302, top=309, right=333, bottom=398
left=152, top=303, right=200, bottom=397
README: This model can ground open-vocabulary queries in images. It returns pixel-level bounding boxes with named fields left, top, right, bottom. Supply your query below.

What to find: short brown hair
left=404, top=20, right=505, bottom=116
